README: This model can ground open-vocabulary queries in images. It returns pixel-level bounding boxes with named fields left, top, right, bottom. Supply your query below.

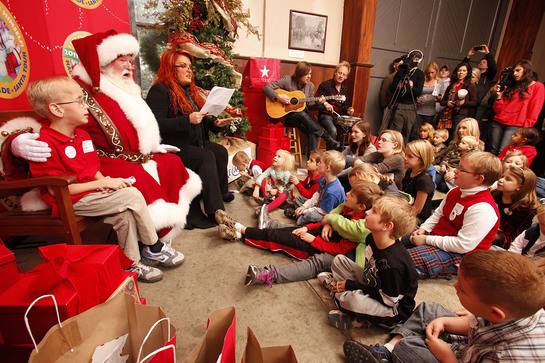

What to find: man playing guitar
left=263, top=61, right=340, bottom=154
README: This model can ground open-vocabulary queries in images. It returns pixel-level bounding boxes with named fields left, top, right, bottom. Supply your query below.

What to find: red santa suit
left=0, top=30, right=201, bottom=242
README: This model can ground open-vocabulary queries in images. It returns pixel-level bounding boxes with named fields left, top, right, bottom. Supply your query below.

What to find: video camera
left=498, top=67, right=512, bottom=92
left=398, top=50, right=423, bottom=73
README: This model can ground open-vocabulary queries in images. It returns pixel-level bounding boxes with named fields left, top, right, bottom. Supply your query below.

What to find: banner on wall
left=0, top=0, right=131, bottom=111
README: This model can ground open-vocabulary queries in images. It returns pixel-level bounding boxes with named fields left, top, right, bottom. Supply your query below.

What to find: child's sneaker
left=127, top=261, right=163, bottom=283
left=343, top=340, right=393, bottom=363
left=317, top=272, right=336, bottom=292
left=141, top=242, right=185, bottom=268
left=219, top=223, right=239, bottom=241
left=257, top=204, right=269, bottom=229
left=215, top=209, right=238, bottom=228
left=245, top=265, right=277, bottom=287
left=328, top=309, right=361, bottom=330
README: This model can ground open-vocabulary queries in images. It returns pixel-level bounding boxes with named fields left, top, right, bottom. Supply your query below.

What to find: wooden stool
left=285, top=127, right=303, bottom=167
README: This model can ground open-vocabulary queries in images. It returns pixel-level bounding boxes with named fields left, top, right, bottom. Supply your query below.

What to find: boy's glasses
left=55, top=99, right=87, bottom=107
left=456, top=167, right=485, bottom=178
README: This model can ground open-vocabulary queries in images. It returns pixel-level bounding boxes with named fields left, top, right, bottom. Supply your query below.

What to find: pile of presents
left=257, top=123, right=291, bottom=166
left=0, top=240, right=298, bottom=362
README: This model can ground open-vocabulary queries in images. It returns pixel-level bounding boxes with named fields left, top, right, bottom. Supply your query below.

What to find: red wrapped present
left=257, top=147, right=276, bottom=166
left=261, top=123, right=278, bottom=139
left=275, top=123, right=285, bottom=139
left=258, top=136, right=278, bottom=151
left=242, top=58, right=281, bottom=89
left=0, top=238, right=23, bottom=294
left=280, top=136, right=291, bottom=151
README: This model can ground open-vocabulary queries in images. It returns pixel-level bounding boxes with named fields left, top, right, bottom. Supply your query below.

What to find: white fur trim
left=73, top=64, right=161, bottom=154
left=20, top=188, right=49, bottom=212
left=96, top=33, right=139, bottom=67
left=146, top=169, right=201, bottom=241
left=0, top=117, right=42, bottom=143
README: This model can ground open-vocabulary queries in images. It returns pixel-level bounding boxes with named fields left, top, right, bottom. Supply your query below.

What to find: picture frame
left=288, top=10, right=328, bottom=53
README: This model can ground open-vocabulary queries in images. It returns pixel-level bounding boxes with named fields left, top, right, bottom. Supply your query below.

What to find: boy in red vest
left=402, top=151, right=502, bottom=279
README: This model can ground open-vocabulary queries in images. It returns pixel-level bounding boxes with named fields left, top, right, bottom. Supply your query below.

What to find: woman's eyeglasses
left=175, top=64, right=194, bottom=72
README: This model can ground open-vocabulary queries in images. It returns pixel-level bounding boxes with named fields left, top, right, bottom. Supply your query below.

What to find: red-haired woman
left=146, top=49, right=235, bottom=229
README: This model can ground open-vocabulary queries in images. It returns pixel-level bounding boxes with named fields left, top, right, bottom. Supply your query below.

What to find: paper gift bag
left=183, top=306, right=236, bottom=363
left=242, top=58, right=281, bottom=89
left=27, top=293, right=176, bottom=363
left=242, top=328, right=297, bottom=363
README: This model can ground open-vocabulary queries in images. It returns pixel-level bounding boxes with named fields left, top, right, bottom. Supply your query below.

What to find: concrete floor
left=11, top=184, right=463, bottom=362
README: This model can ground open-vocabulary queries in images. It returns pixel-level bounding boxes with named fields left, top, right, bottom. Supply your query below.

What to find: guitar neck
left=298, top=95, right=341, bottom=103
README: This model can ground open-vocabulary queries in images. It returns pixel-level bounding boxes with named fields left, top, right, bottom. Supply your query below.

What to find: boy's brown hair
left=462, top=151, right=502, bottom=187
left=350, top=181, right=384, bottom=211
left=27, top=76, right=79, bottom=118
left=460, top=250, right=545, bottom=319
left=321, top=150, right=346, bottom=175
left=372, top=195, right=417, bottom=240
left=232, top=151, right=250, bottom=170
left=309, top=148, right=324, bottom=164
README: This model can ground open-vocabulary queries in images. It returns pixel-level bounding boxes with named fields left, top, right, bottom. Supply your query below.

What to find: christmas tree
left=141, top=0, right=259, bottom=139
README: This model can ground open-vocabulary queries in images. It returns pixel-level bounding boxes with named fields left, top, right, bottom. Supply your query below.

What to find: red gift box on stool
left=242, top=58, right=281, bottom=89
left=258, top=136, right=278, bottom=151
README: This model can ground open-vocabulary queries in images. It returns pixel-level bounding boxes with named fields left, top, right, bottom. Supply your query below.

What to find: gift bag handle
left=24, top=294, right=68, bottom=353
left=137, top=317, right=171, bottom=363
left=139, top=344, right=176, bottom=363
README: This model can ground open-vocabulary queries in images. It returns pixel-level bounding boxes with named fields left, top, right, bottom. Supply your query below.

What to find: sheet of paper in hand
left=201, top=87, right=235, bottom=117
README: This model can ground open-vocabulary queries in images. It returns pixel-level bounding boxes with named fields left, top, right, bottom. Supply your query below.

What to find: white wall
left=233, top=0, right=345, bottom=65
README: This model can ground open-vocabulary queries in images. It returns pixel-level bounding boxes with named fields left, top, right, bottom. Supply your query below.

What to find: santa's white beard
left=101, top=66, right=142, bottom=97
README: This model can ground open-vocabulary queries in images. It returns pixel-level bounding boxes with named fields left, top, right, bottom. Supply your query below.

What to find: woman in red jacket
left=489, top=60, right=545, bottom=155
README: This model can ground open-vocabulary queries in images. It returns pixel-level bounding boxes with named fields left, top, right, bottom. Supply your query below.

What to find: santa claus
left=0, top=30, right=201, bottom=243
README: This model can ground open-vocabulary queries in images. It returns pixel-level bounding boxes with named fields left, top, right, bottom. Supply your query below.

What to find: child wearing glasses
left=402, top=151, right=502, bottom=279
left=26, top=76, right=185, bottom=283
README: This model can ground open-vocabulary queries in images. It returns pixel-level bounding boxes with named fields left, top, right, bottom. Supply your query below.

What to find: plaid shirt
left=449, top=309, right=545, bottom=362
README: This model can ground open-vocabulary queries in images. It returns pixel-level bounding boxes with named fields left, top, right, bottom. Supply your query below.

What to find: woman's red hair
left=153, top=49, right=205, bottom=114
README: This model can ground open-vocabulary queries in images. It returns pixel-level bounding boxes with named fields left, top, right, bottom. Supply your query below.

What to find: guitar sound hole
left=290, top=98, right=298, bottom=105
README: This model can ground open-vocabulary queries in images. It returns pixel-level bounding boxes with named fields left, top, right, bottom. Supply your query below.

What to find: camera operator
left=463, top=44, right=497, bottom=121
left=489, top=60, right=545, bottom=154
left=380, top=50, right=424, bottom=141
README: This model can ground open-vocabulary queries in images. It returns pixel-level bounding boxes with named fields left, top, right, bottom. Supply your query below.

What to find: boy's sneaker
left=219, top=223, right=239, bottom=241
left=317, top=272, right=336, bottom=292
left=328, top=309, right=360, bottom=330
left=127, top=261, right=163, bottom=283
left=215, top=209, right=238, bottom=228
left=263, top=218, right=283, bottom=229
left=245, top=265, right=277, bottom=287
left=343, top=340, right=393, bottom=363
left=284, top=207, right=296, bottom=219
left=257, top=204, right=269, bottom=229
left=141, top=242, right=185, bottom=268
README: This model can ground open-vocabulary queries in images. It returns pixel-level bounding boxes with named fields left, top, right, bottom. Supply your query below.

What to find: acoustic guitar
left=266, top=89, right=346, bottom=119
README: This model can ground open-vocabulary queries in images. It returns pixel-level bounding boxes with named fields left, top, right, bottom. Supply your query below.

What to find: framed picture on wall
left=288, top=10, right=328, bottom=53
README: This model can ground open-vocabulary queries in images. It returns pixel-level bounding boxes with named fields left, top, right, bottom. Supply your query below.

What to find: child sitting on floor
left=240, top=181, right=383, bottom=287
left=321, top=195, right=418, bottom=330
left=492, top=166, right=540, bottom=249
left=281, top=150, right=346, bottom=226
left=252, top=149, right=295, bottom=211
left=402, top=139, right=435, bottom=222
left=509, top=205, right=545, bottom=257
left=232, top=151, right=267, bottom=194
left=343, top=250, right=545, bottom=363
left=432, top=128, right=449, bottom=164
left=216, top=182, right=381, bottom=266
left=498, top=126, right=541, bottom=166
left=348, top=163, right=401, bottom=197
left=288, top=148, right=324, bottom=201
left=403, top=151, right=502, bottom=279
left=435, top=135, right=480, bottom=192
left=26, top=76, right=185, bottom=283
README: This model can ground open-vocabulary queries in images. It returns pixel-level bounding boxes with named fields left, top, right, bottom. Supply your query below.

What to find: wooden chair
left=285, top=127, right=303, bottom=167
left=0, top=175, right=100, bottom=245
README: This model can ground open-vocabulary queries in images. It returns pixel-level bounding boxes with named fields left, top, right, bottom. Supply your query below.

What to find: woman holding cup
left=438, top=62, right=477, bottom=142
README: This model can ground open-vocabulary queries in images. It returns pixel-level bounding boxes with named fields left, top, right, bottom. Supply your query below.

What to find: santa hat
left=72, top=29, right=140, bottom=92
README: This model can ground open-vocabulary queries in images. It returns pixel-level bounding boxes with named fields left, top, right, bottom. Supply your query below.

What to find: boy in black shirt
left=319, top=195, right=418, bottom=329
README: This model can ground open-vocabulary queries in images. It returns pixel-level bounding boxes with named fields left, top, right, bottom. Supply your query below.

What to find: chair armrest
left=0, top=175, right=78, bottom=189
